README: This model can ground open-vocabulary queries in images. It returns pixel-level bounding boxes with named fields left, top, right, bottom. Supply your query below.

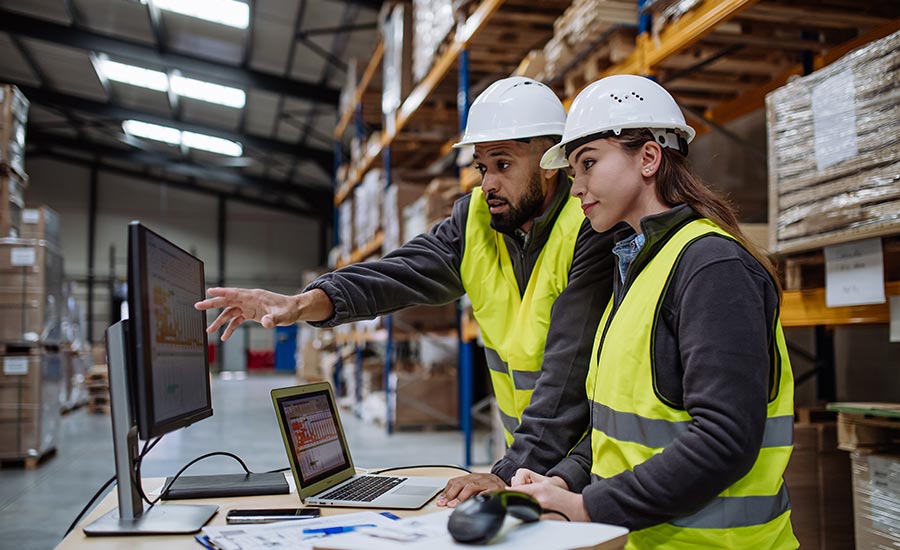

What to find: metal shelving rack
left=332, top=0, right=900, bottom=464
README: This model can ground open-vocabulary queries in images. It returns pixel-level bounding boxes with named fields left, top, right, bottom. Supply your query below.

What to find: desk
left=57, top=467, right=627, bottom=550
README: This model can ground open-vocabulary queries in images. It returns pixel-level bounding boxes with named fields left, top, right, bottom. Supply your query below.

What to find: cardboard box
left=0, top=349, right=61, bottom=458
left=383, top=182, right=425, bottom=252
left=393, top=303, right=458, bottom=332
left=850, top=452, right=900, bottom=549
left=19, top=205, right=60, bottom=245
left=391, top=366, right=458, bottom=428
left=0, top=239, right=64, bottom=343
left=784, top=422, right=854, bottom=550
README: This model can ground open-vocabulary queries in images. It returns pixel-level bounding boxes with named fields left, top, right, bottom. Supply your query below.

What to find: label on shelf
left=22, top=209, right=40, bottom=224
left=3, top=357, right=29, bottom=376
left=824, top=237, right=885, bottom=307
left=11, top=247, right=36, bottom=266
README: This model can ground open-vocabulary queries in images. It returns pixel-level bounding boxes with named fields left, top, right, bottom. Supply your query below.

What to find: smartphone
left=226, top=508, right=321, bottom=524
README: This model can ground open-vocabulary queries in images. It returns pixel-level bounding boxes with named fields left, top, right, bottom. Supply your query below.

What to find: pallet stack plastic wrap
left=766, top=30, right=900, bottom=253
left=412, top=0, right=455, bottom=83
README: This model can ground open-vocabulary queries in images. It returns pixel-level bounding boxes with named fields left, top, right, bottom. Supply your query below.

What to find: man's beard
left=487, top=172, right=545, bottom=234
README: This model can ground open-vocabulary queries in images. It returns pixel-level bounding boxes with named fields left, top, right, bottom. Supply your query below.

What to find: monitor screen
left=276, top=390, right=351, bottom=486
left=129, top=222, right=212, bottom=439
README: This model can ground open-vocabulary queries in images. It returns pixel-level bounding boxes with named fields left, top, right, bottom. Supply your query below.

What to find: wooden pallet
left=0, top=447, right=57, bottom=470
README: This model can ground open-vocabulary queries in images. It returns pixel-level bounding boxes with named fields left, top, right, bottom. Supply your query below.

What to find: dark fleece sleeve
left=581, top=238, right=777, bottom=531
left=305, top=196, right=470, bottom=327
left=492, top=220, right=618, bottom=483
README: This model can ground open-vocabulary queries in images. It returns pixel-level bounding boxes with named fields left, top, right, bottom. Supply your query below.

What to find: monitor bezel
left=128, top=221, right=213, bottom=440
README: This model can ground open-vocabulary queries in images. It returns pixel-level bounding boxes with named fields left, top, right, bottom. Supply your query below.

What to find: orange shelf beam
left=781, top=281, right=900, bottom=327
left=334, top=41, right=384, bottom=139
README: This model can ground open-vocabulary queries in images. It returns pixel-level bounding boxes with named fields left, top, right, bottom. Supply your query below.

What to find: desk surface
left=57, top=467, right=461, bottom=550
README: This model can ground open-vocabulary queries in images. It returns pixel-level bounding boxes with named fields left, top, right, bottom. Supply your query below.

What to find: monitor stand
left=84, top=320, right=218, bottom=535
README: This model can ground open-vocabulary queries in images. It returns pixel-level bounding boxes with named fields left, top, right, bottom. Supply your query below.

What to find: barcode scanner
left=447, top=490, right=542, bottom=544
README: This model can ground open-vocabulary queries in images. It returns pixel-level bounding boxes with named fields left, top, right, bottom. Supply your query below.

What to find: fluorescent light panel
left=96, top=60, right=245, bottom=108
left=171, top=75, right=246, bottom=108
left=182, top=131, right=243, bottom=156
left=123, top=120, right=243, bottom=157
left=123, top=120, right=181, bottom=145
left=97, top=59, right=168, bottom=92
left=142, top=0, right=250, bottom=29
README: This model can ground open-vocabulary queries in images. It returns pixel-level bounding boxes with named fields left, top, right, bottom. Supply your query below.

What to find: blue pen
left=303, top=523, right=378, bottom=535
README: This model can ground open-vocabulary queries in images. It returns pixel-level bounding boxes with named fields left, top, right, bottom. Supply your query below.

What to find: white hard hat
left=540, top=74, right=696, bottom=169
left=453, top=77, right=566, bottom=148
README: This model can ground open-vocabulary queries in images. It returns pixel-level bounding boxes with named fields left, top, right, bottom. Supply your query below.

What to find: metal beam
left=299, top=22, right=378, bottom=37
left=29, top=147, right=327, bottom=219
left=13, top=83, right=333, bottom=171
left=0, top=9, right=340, bottom=105
left=27, top=130, right=333, bottom=209
left=327, top=0, right=383, bottom=10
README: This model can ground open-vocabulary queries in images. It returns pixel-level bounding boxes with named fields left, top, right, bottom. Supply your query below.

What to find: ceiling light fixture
left=96, top=58, right=168, bottom=92
left=141, top=0, right=250, bottom=29
left=182, top=131, right=243, bottom=156
left=95, top=59, right=246, bottom=108
left=171, top=75, right=246, bottom=109
left=123, top=120, right=181, bottom=145
left=123, top=120, right=243, bottom=157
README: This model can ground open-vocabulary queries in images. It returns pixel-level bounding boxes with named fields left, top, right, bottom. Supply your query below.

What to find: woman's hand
left=510, top=469, right=590, bottom=522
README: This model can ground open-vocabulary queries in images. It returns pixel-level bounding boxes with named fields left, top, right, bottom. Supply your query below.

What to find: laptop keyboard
left=319, top=475, right=407, bottom=502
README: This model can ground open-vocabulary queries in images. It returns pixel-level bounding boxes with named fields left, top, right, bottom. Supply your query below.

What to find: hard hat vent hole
left=659, top=135, right=667, bottom=144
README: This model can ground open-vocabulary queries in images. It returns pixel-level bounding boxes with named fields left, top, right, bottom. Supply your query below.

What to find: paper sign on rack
left=824, top=238, right=885, bottom=307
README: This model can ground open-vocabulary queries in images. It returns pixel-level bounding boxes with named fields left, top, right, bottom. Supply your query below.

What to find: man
left=195, top=77, right=618, bottom=506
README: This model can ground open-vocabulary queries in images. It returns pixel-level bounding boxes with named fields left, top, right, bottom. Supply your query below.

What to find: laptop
left=271, top=382, right=448, bottom=509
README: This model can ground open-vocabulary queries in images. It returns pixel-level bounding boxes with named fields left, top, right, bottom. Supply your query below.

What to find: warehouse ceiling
left=0, top=0, right=382, bottom=218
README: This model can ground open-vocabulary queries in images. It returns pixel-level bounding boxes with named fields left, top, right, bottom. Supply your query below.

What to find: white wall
left=24, top=157, right=325, bottom=348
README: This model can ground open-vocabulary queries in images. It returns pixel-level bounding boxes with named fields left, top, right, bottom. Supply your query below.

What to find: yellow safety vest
left=460, top=186, right=583, bottom=444
left=587, top=219, right=797, bottom=549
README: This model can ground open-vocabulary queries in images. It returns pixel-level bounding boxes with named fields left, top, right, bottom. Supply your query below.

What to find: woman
left=510, top=75, right=797, bottom=549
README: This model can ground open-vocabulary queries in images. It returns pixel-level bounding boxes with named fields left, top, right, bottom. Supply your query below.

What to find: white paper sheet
left=202, top=511, right=399, bottom=550
left=314, top=509, right=628, bottom=550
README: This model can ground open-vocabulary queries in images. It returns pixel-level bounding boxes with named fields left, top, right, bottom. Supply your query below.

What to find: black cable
left=266, top=466, right=292, bottom=473
left=64, top=475, right=116, bottom=537
left=149, top=451, right=253, bottom=509
left=370, top=464, right=472, bottom=475
left=541, top=508, right=571, bottom=521
left=134, top=437, right=163, bottom=506
left=63, top=436, right=162, bottom=537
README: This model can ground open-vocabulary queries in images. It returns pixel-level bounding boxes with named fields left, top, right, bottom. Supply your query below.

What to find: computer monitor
left=84, top=222, right=218, bottom=535
left=128, top=221, right=213, bottom=439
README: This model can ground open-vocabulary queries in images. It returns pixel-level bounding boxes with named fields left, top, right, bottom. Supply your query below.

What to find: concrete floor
left=0, top=374, right=490, bottom=550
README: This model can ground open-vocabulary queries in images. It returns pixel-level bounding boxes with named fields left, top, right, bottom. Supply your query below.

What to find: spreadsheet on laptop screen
left=282, top=393, right=348, bottom=481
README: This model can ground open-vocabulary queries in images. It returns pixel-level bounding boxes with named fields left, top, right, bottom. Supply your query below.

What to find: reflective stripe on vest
left=588, top=219, right=797, bottom=549
left=590, top=401, right=794, bottom=450
left=460, top=186, right=583, bottom=444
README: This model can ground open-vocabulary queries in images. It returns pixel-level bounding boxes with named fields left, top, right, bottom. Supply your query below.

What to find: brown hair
left=612, top=129, right=781, bottom=294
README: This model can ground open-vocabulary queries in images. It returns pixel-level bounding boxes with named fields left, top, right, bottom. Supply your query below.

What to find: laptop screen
left=275, top=389, right=352, bottom=487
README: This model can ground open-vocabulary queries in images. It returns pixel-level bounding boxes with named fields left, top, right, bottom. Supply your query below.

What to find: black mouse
left=448, top=490, right=542, bottom=544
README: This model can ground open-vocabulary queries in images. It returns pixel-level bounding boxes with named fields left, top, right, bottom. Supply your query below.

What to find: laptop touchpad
left=393, top=485, right=436, bottom=496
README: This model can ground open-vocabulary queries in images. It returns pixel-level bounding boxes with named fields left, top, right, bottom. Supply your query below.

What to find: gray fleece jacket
left=306, top=175, right=619, bottom=482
